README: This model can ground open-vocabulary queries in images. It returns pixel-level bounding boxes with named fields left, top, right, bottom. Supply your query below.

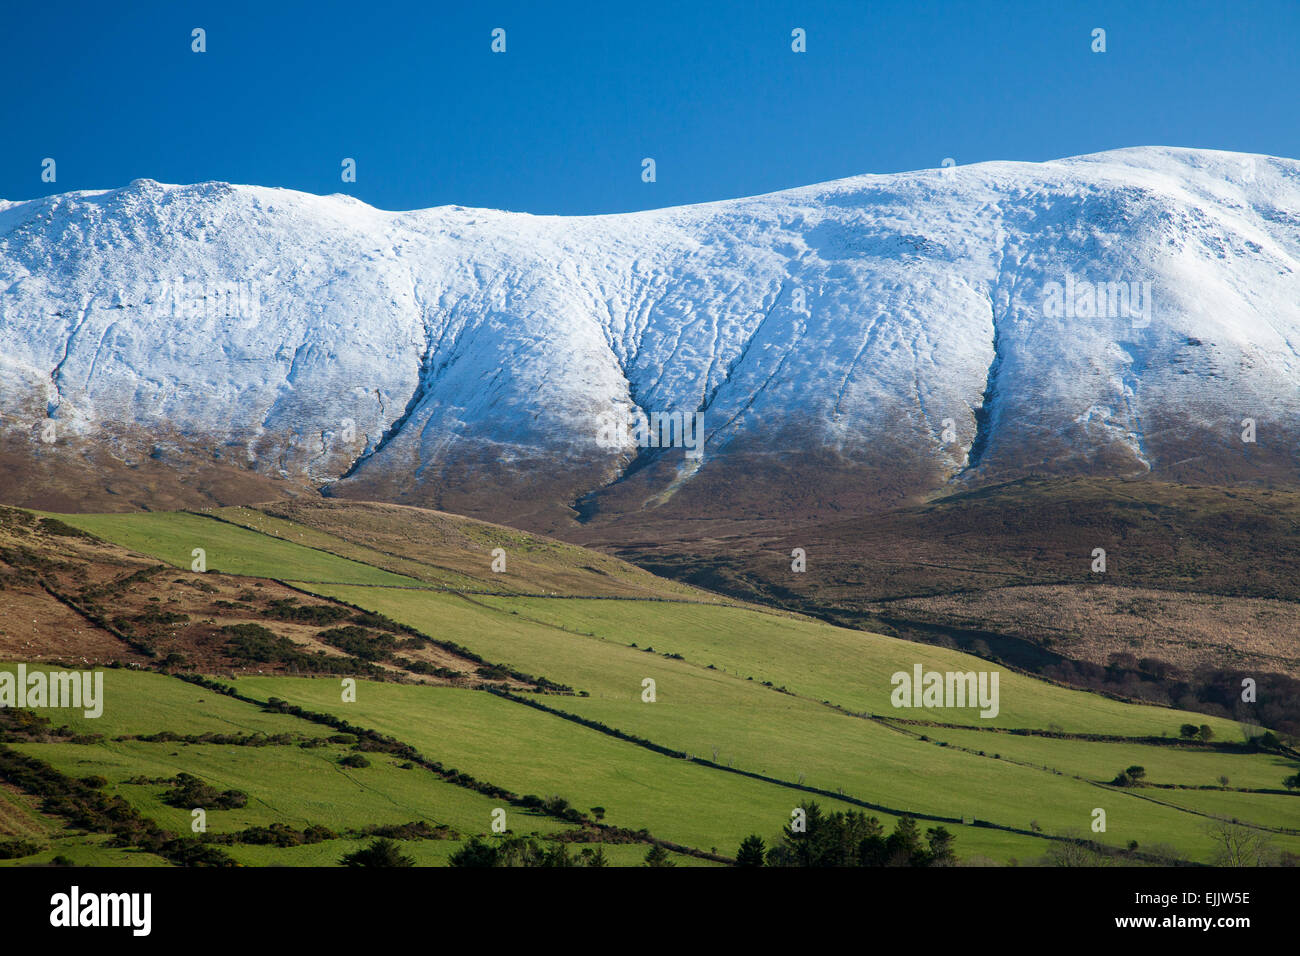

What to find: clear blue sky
left=2, top=0, right=1296, bottom=214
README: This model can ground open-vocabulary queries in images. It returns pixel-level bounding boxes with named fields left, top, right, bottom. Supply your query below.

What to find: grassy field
left=216, top=500, right=719, bottom=601
left=13, top=740, right=568, bottom=839
left=207, top=506, right=495, bottom=592
left=239, top=596, right=1298, bottom=861
left=297, top=584, right=1245, bottom=745
left=231, top=676, right=1048, bottom=862
left=923, top=725, right=1298, bottom=791
left=51, top=511, right=421, bottom=586
left=0, top=667, right=328, bottom=740
left=6, top=505, right=1296, bottom=867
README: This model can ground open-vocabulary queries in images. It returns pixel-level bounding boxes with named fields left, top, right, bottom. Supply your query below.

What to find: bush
left=340, top=838, right=415, bottom=867
left=317, top=625, right=396, bottom=662
left=221, top=623, right=300, bottom=663
left=449, top=836, right=500, bottom=867
left=163, top=773, right=248, bottom=810
left=349, top=611, right=410, bottom=634
left=262, top=599, right=351, bottom=626
left=0, top=839, right=42, bottom=859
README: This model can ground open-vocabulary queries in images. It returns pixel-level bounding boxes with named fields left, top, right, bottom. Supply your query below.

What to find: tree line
left=736, top=802, right=956, bottom=867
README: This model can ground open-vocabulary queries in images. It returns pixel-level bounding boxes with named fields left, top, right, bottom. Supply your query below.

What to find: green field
left=9, top=507, right=1296, bottom=867
left=231, top=675, right=1047, bottom=861
left=925, top=725, right=1297, bottom=790
left=13, top=740, right=567, bottom=839
left=315, top=588, right=1246, bottom=737
left=51, top=511, right=421, bottom=586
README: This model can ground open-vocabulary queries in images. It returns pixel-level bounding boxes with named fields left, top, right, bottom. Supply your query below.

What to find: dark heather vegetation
left=262, top=599, right=352, bottom=626
left=220, top=622, right=385, bottom=676
left=353, top=821, right=455, bottom=841
left=316, top=625, right=397, bottom=662
left=274, top=592, right=576, bottom=693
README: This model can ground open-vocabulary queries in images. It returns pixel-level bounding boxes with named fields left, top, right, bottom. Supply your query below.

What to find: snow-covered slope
left=1, top=147, right=1298, bottom=526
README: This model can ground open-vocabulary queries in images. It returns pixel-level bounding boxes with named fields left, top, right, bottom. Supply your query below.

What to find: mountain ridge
left=1, top=146, right=1297, bottom=531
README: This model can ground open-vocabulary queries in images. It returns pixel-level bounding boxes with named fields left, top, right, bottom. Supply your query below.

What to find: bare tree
left=1204, top=819, right=1272, bottom=866
left=1044, top=829, right=1107, bottom=866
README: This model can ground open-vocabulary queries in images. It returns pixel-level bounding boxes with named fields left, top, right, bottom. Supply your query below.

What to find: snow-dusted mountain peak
left=1, top=146, right=1297, bottom=527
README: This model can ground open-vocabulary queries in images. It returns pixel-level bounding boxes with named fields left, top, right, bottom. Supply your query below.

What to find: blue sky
left=2, top=0, right=1297, bottom=214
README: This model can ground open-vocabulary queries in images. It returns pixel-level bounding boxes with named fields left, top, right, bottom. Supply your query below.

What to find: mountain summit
left=2, top=147, right=1298, bottom=529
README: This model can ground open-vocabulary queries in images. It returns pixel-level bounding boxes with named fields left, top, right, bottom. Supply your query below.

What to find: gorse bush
left=0, top=839, right=43, bottom=859
left=316, top=625, right=396, bottom=662
left=163, top=772, right=248, bottom=810
left=262, top=599, right=351, bottom=626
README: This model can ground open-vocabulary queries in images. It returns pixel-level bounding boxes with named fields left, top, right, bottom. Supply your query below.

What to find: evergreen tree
left=538, top=841, right=574, bottom=867
left=644, top=844, right=675, bottom=867
left=925, top=826, right=956, bottom=866
left=579, top=844, right=610, bottom=867
left=781, top=801, right=826, bottom=866
left=885, top=816, right=925, bottom=866
left=736, top=834, right=767, bottom=866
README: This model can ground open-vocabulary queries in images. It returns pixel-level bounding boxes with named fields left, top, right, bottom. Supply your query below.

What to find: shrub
left=448, top=836, right=500, bottom=867
left=340, top=837, right=415, bottom=867
left=163, top=773, right=248, bottom=810
left=317, top=625, right=396, bottom=662
left=0, top=839, right=42, bottom=859
left=262, top=599, right=350, bottom=625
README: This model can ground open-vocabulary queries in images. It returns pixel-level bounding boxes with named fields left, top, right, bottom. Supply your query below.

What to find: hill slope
left=1, top=500, right=1290, bottom=866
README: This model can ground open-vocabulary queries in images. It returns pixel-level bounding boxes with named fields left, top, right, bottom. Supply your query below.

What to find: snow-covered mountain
left=1, top=147, right=1298, bottom=528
